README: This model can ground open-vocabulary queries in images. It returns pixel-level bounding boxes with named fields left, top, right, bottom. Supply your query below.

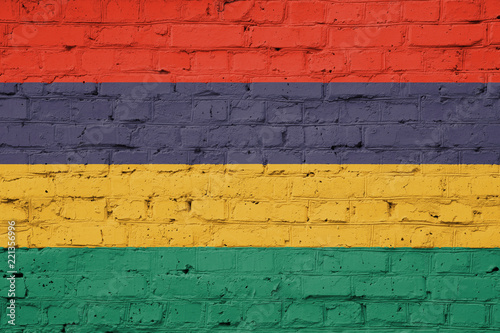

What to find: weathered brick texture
left=0, top=0, right=500, bottom=81
left=1, top=0, right=500, bottom=332
left=1, top=248, right=500, bottom=331
left=0, top=82, right=499, bottom=163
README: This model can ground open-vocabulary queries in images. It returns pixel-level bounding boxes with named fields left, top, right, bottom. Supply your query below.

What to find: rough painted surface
left=1, top=164, right=500, bottom=248
left=1, top=0, right=500, bottom=331
left=0, top=82, right=500, bottom=164
left=1, top=0, right=500, bottom=82
left=1, top=248, right=500, bottom=332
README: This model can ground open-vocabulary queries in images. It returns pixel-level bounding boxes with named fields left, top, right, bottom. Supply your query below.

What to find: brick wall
left=0, top=0, right=499, bottom=81
left=2, top=248, right=499, bottom=331
left=1, top=0, right=500, bottom=332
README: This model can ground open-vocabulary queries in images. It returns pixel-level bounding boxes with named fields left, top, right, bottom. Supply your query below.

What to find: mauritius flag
left=1, top=0, right=499, bottom=331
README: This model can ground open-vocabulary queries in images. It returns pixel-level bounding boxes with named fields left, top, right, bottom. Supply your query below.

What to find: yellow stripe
left=1, top=164, right=499, bottom=248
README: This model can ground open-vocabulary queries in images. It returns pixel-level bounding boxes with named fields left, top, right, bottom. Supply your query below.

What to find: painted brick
left=325, top=302, right=362, bottom=326
left=1, top=248, right=500, bottom=330
left=283, top=303, right=323, bottom=328
left=303, top=276, right=351, bottom=297
left=450, top=304, right=487, bottom=327
left=366, top=303, right=407, bottom=325
left=409, top=303, right=446, bottom=325
left=1, top=0, right=500, bottom=331
left=128, top=302, right=164, bottom=325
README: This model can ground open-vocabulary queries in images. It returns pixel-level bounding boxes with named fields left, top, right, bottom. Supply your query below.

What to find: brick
left=354, top=276, right=426, bottom=298
left=491, top=23, right=500, bottom=45
left=325, top=302, right=362, bottom=326
left=392, top=252, right=429, bottom=274
left=304, top=125, right=361, bottom=147
left=268, top=102, right=302, bottom=124
left=303, top=276, right=351, bottom=297
left=238, top=250, right=274, bottom=272
left=64, top=0, right=101, bottom=22
left=340, top=100, right=380, bottom=123
left=9, top=25, right=88, bottom=46
left=403, top=1, right=440, bottom=22
left=381, top=100, right=419, bottom=122
left=427, top=276, right=497, bottom=301
left=304, top=101, right=341, bottom=124
left=198, top=249, right=236, bottom=271
left=409, top=303, right=446, bottom=325
left=308, top=51, right=347, bottom=73
left=366, top=303, right=407, bottom=325
left=471, top=252, right=500, bottom=273
left=81, top=49, right=116, bottom=72
left=450, top=304, right=487, bottom=327
left=19, top=1, right=63, bottom=21
left=207, top=303, right=242, bottom=326
left=0, top=0, right=18, bottom=20
left=424, top=49, right=462, bottom=71
left=230, top=100, right=265, bottom=122
left=386, top=51, right=423, bottom=71
left=367, top=175, right=447, bottom=197
left=330, top=26, right=405, bottom=48
left=181, top=0, right=218, bottom=21
left=88, top=304, right=125, bottom=325
left=115, top=100, right=151, bottom=121
left=250, top=82, right=323, bottom=99
left=194, top=51, right=229, bottom=71
left=251, top=26, right=324, bottom=48
left=0, top=98, right=27, bottom=120
left=15, top=304, right=39, bottom=325
left=71, top=99, right=113, bottom=122
left=484, top=0, right=500, bottom=19
left=168, top=301, right=203, bottom=324
left=326, top=3, right=364, bottom=24
left=78, top=275, right=147, bottom=297
left=93, top=26, right=136, bottom=45
left=270, top=51, right=306, bottom=75
left=232, top=52, right=268, bottom=73
left=193, top=100, right=227, bottom=122
left=171, top=24, right=245, bottom=48
left=365, top=2, right=401, bottom=23
left=465, top=49, right=500, bottom=70
left=154, top=100, right=191, bottom=123
left=321, top=251, right=388, bottom=273
left=350, top=50, right=384, bottom=71
left=153, top=275, right=209, bottom=297
left=493, top=305, right=500, bottom=327
left=365, top=125, right=441, bottom=148
left=443, top=0, right=481, bottom=22
left=243, top=303, right=281, bottom=325
left=283, top=303, right=323, bottom=327
left=288, top=2, right=326, bottom=24
left=292, top=176, right=364, bottom=199
left=409, top=25, right=484, bottom=47
left=104, top=0, right=139, bottom=21
left=143, top=0, right=181, bottom=21
left=47, top=304, right=81, bottom=325
left=309, top=200, right=349, bottom=222
left=276, top=250, right=315, bottom=272
left=434, top=252, right=471, bottom=273
left=128, top=303, right=164, bottom=324
left=222, top=1, right=285, bottom=23
left=158, top=51, right=190, bottom=72
left=31, top=99, right=71, bottom=121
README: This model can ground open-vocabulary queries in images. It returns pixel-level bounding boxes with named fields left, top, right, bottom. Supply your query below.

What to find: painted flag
left=1, top=0, right=500, bottom=331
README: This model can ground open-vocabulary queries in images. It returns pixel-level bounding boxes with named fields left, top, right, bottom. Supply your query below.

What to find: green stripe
left=1, top=248, right=500, bottom=331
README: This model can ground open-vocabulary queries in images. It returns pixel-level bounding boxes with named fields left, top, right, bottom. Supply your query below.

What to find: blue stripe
left=0, top=82, right=499, bottom=164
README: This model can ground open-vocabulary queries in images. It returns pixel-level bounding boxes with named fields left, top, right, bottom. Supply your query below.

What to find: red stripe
left=1, top=0, right=499, bottom=83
